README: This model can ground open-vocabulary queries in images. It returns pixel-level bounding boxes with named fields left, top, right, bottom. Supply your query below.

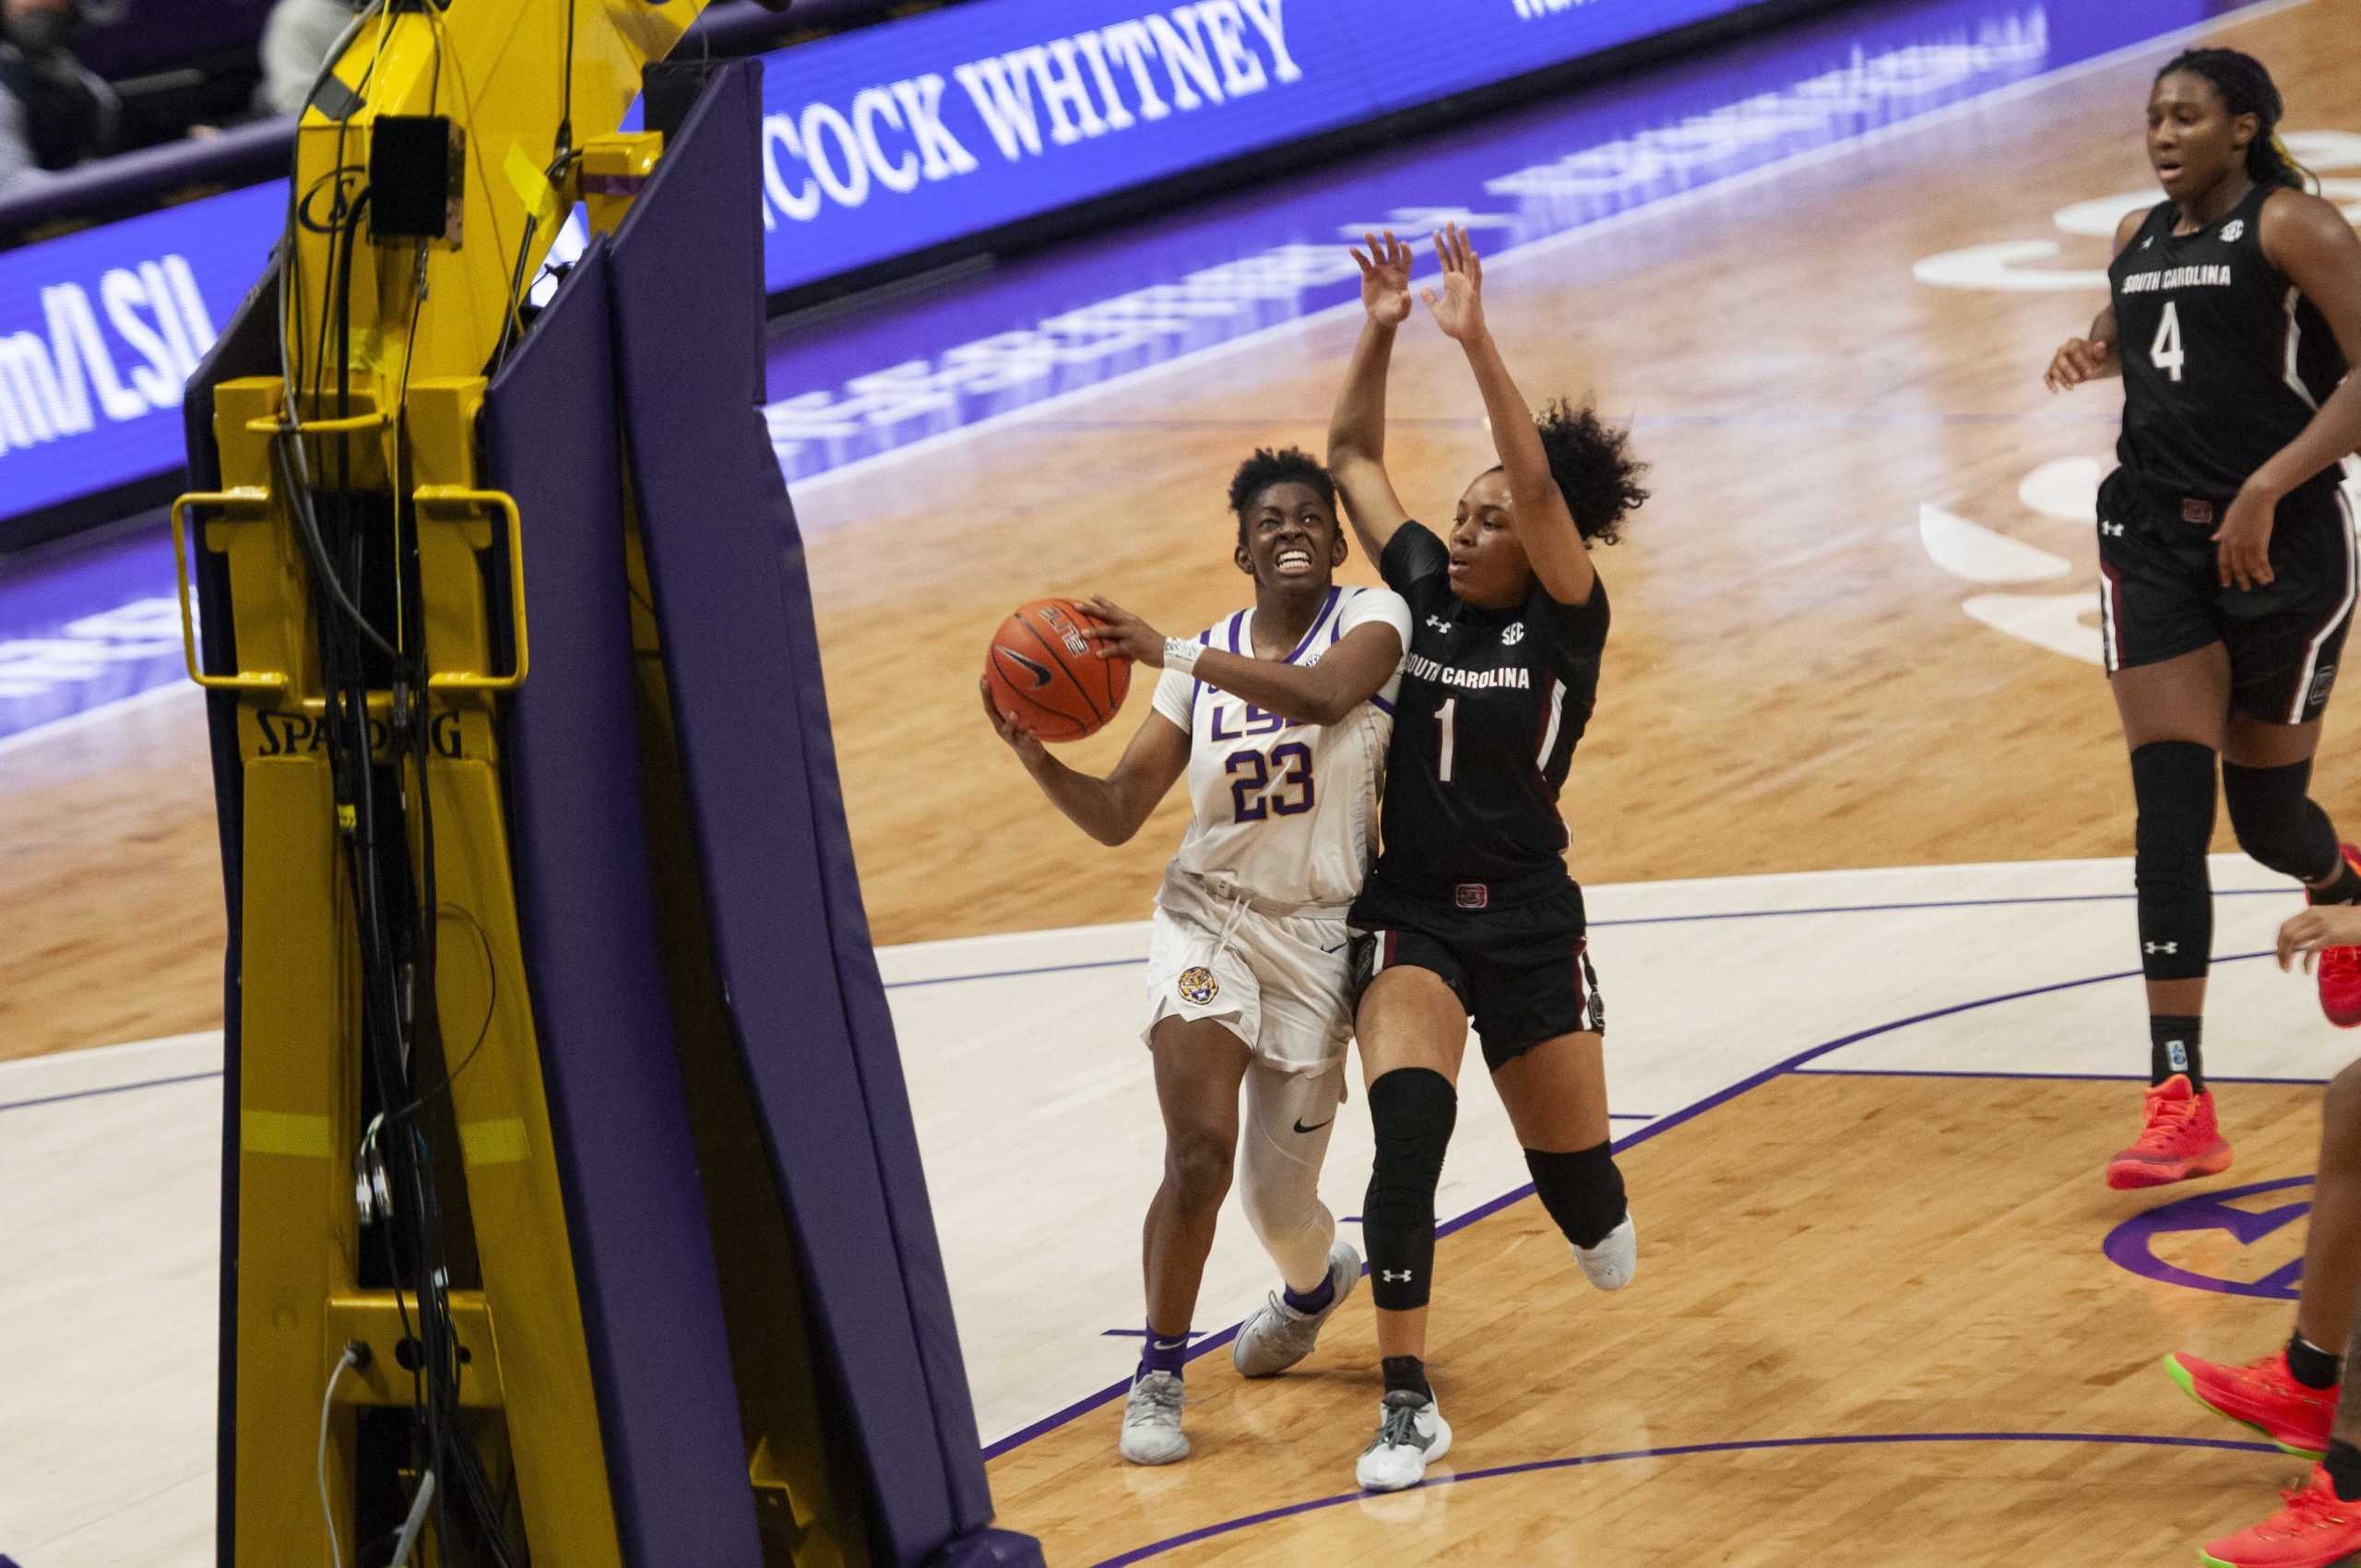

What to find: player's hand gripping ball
left=984, top=598, right=1132, bottom=742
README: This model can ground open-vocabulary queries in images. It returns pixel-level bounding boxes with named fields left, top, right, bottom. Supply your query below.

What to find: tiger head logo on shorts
left=1177, top=967, right=1219, bottom=1005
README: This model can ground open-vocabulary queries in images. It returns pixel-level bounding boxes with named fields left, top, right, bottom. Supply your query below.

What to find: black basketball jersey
left=1367, top=521, right=1608, bottom=902
left=2112, top=183, right=2347, bottom=502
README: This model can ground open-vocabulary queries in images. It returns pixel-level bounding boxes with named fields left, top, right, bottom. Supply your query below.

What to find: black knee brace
left=2224, top=758, right=2343, bottom=885
left=1363, top=1068, right=1456, bottom=1312
left=1525, top=1143, right=1626, bottom=1249
left=2130, top=741, right=2216, bottom=981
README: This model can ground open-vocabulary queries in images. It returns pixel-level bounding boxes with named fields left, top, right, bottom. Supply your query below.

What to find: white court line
left=0, top=849, right=2309, bottom=1071
left=786, top=0, right=2320, bottom=496
left=0, top=678, right=195, bottom=762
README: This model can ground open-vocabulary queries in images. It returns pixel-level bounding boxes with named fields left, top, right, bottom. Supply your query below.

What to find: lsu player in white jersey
left=981, top=447, right=1411, bottom=1466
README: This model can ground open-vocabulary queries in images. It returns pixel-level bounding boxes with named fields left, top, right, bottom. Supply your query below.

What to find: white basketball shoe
left=1118, top=1370, right=1190, bottom=1465
left=1574, top=1210, right=1637, bottom=1290
left=1232, top=1240, right=1361, bottom=1377
left=1356, top=1388, right=1451, bottom=1491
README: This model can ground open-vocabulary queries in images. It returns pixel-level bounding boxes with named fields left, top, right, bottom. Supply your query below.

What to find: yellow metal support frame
left=177, top=2, right=716, bottom=1562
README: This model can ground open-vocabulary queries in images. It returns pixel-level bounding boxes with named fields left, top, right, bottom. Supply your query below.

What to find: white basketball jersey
left=1151, top=585, right=1411, bottom=910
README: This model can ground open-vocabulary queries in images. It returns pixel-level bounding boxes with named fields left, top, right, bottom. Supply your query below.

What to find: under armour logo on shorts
left=1380, top=1269, right=1414, bottom=1283
left=2145, top=941, right=2178, bottom=956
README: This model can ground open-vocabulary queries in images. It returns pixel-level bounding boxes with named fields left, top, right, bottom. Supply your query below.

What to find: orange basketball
left=984, top=598, right=1132, bottom=742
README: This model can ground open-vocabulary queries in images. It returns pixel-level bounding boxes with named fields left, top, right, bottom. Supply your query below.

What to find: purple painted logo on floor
left=2103, top=1176, right=2311, bottom=1301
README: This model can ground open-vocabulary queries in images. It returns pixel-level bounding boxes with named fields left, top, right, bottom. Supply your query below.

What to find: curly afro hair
left=1531, top=399, right=1649, bottom=546
left=1228, top=446, right=1336, bottom=547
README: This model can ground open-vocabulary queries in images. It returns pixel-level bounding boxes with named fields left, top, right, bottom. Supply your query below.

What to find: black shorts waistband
left=2111, top=466, right=2341, bottom=528
left=1362, top=865, right=1575, bottom=912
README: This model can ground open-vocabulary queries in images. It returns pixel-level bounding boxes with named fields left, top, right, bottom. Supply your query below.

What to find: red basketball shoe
left=2200, top=1467, right=2361, bottom=1568
left=2105, top=1074, right=2232, bottom=1190
left=2308, top=843, right=2361, bottom=1028
left=2165, top=1349, right=2335, bottom=1459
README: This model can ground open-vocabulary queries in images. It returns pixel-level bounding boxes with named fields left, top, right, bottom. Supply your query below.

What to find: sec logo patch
left=1177, top=966, right=1219, bottom=1005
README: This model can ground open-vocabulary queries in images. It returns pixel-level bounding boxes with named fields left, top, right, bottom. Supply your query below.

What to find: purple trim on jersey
left=1188, top=626, right=1212, bottom=713
left=1327, top=587, right=1366, bottom=648
left=1282, top=586, right=1343, bottom=666
left=1370, top=695, right=1394, bottom=716
left=1227, top=612, right=1245, bottom=656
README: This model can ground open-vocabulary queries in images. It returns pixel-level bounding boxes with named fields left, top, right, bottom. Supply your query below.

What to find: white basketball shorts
left=1142, top=871, right=1354, bottom=1076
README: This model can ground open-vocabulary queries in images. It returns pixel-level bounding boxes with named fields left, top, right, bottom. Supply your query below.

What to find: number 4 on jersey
left=2150, top=300, right=2185, bottom=383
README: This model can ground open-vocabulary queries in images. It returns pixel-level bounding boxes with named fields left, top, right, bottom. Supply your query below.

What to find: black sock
left=2289, top=1332, right=2343, bottom=1390
left=2313, top=859, right=2361, bottom=907
left=2150, top=1015, right=2203, bottom=1091
left=1382, top=1355, right=1431, bottom=1403
left=2328, top=1439, right=2361, bottom=1502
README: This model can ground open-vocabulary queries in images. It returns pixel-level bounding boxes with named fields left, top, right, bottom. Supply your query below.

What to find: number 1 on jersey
left=1437, top=697, right=1456, bottom=784
left=2150, top=300, right=2186, bottom=383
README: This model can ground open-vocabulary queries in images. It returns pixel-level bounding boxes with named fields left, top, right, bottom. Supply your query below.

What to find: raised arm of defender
left=1328, top=232, right=1418, bottom=563
left=1422, top=224, right=1598, bottom=609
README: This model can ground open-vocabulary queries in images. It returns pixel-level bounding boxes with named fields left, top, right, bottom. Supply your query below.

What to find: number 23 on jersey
left=1228, top=742, right=1313, bottom=821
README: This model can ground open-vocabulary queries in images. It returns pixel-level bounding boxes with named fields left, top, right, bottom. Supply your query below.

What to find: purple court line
left=982, top=950, right=2278, bottom=1462
left=1087, top=1431, right=2281, bottom=1566
left=0, top=1069, right=223, bottom=1115
left=1797, top=1068, right=2327, bottom=1085
left=1590, top=887, right=2293, bottom=930
left=889, top=893, right=2296, bottom=993
left=883, top=956, right=1145, bottom=991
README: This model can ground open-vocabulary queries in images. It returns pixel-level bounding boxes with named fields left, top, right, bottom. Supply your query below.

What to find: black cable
left=275, top=14, right=531, bottom=1558
left=267, top=8, right=500, bottom=1560
left=556, top=0, right=577, bottom=161
left=275, top=185, right=397, bottom=659
left=381, top=907, right=492, bottom=1132
left=487, top=147, right=576, bottom=371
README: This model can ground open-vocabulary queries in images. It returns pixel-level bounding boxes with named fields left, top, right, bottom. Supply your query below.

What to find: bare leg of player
left=2298, top=1065, right=2361, bottom=1355
left=1353, top=967, right=1466, bottom=1491
left=1119, top=1016, right=1252, bottom=1465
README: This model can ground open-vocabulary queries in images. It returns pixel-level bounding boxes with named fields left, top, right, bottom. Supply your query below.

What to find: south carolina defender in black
left=2047, top=49, right=2361, bottom=1194
left=1326, top=225, right=1650, bottom=1492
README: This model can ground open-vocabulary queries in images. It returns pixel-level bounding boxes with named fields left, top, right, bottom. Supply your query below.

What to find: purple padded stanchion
left=483, top=242, right=765, bottom=1565
left=604, top=58, right=1038, bottom=1568
left=180, top=259, right=279, bottom=1568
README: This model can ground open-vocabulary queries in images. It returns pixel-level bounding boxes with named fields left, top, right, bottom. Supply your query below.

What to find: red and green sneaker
left=2200, top=1467, right=2361, bottom=1568
left=2165, top=1349, right=2335, bottom=1460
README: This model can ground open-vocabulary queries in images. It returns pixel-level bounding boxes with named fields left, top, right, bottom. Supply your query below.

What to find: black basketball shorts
left=1347, top=878, right=1603, bottom=1072
left=2095, top=468, right=2358, bottom=724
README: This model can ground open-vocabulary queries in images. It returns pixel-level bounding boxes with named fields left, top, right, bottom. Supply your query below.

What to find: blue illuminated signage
left=746, top=0, right=1772, bottom=293
left=0, top=0, right=1770, bottom=529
